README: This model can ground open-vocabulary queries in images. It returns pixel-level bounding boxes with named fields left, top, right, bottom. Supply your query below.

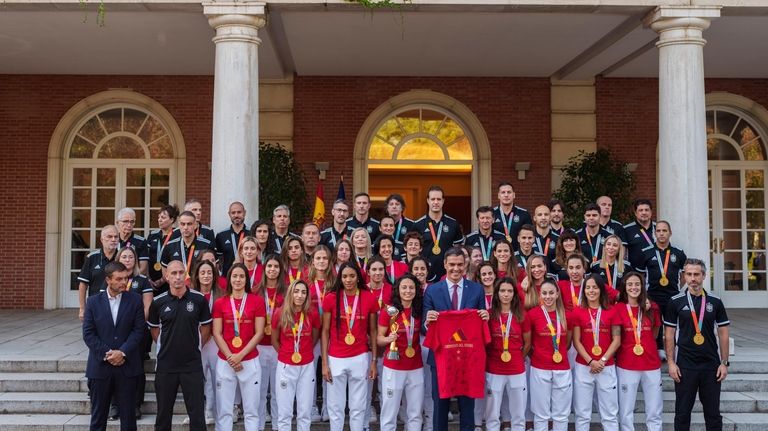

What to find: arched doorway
left=46, top=90, right=186, bottom=308
left=707, top=94, right=768, bottom=307
left=354, top=91, right=491, bottom=230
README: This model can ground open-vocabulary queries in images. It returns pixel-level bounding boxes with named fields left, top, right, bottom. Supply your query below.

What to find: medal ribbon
left=500, top=311, right=513, bottom=352
left=402, top=309, right=414, bottom=349
left=541, top=306, right=562, bottom=355
left=626, top=304, right=642, bottom=346
left=479, top=235, right=492, bottom=261
left=535, top=236, right=551, bottom=257
left=182, top=243, right=196, bottom=277
left=289, top=267, right=302, bottom=283
left=230, top=231, right=241, bottom=257
left=343, top=290, right=360, bottom=335
left=589, top=307, right=602, bottom=351
left=640, top=227, right=654, bottom=246
left=265, top=287, right=277, bottom=326
left=605, top=263, right=618, bottom=288
left=586, top=231, right=602, bottom=262
left=156, top=230, right=173, bottom=266
left=686, top=290, right=707, bottom=337
left=314, top=281, right=325, bottom=316
left=428, top=221, right=443, bottom=249
left=571, top=282, right=580, bottom=308
left=387, top=263, right=396, bottom=285
left=485, top=294, right=492, bottom=310
left=500, top=208, right=515, bottom=239
left=248, top=265, right=258, bottom=287
left=394, top=218, right=403, bottom=242
left=655, top=249, right=671, bottom=280
left=229, top=294, right=247, bottom=341
left=292, top=312, right=305, bottom=355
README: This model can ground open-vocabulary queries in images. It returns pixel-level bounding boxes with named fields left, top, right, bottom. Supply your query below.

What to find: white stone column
left=204, top=2, right=265, bottom=232
left=646, top=6, right=719, bottom=265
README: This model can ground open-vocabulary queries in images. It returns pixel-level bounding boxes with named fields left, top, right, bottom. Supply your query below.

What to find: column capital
left=204, top=2, right=266, bottom=44
left=644, top=6, right=720, bottom=48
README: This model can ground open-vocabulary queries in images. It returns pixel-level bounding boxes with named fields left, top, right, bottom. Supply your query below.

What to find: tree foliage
left=553, top=149, right=636, bottom=228
left=258, top=142, right=310, bottom=228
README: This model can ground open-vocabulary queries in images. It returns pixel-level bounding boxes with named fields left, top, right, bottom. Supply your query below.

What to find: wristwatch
left=601, top=356, right=608, bottom=363
left=721, top=359, right=730, bottom=367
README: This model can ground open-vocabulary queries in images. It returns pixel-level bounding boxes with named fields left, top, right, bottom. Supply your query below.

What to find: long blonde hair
left=540, top=277, right=567, bottom=331
left=523, top=254, right=545, bottom=310
left=601, top=234, right=626, bottom=274
left=308, top=245, right=336, bottom=287
left=278, top=280, right=312, bottom=331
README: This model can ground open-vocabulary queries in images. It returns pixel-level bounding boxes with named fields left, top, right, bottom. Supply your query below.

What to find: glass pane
left=435, top=118, right=464, bottom=145
left=734, top=120, right=759, bottom=146
left=746, top=231, right=765, bottom=250
left=126, top=169, right=146, bottom=187
left=749, top=252, right=766, bottom=271
left=724, top=272, right=743, bottom=291
left=706, top=110, right=714, bottom=135
left=743, top=140, right=766, bottom=161
left=721, top=190, right=741, bottom=208
left=98, top=109, right=123, bottom=134
left=748, top=273, right=767, bottom=291
left=71, top=230, right=90, bottom=249
left=722, top=211, right=741, bottom=229
left=723, top=252, right=743, bottom=271
left=369, top=138, right=395, bottom=160
left=73, top=168, right=92, bottom=187
left=99, top=136, right=145, bottom=159
left=150, top=188, right=170, bottom=207
left=422, top=110, right=444, bottom=135
left=375, top=118, right=404, bottom=147
left=133, top=209, right=145, bottom=231
left=746, top=170, right=764, bottom=188
left=126, top=189, right=145, bottom=208
left=398, top=138, right=444, bottom=160
left=123, top=109, right=147, bottom=134
left=96, top=189, right=115, bottom=207
left=716, top=110, right=740, bottom=136
left=78, top=116, right=106, bottom=144
left=707, top=139, right=740, bottom=160
left=396, top=110, right=421, bottom=135
left=97, top=168, right=115, bottom=187
left=149, top=209, right=160, bottom=227
left=150, top=169, right=170, bottom=187
left=747, top=212, right=765, bottom=229
left=137, top=115, right=167, bottom=145
left=70, top=136, right=95, bottom=158
left=723, top=231, right=742, bottom=251
left=446, top=136, right=473, bottom=160
left=72, top=189, right=91, bottom=207
left=722, top=170, right=741, bottom=188
left=746, top=191, right=765, bottom=209
left=71, top=250, right=88, bottom=271
left=70, top=272, right=81, bottom=291
left=72, top=209, right=91, bottom=228
left=96, top=210, right=114, bottom=228
left=148, top=135, right=174, bottom=158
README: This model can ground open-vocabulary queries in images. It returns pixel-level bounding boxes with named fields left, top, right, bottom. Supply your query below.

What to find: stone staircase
left=1, top=356, right=767, bottom=430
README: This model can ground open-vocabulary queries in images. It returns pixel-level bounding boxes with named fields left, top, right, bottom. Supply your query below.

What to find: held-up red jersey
left=423, top=309, right=490, bottom=399
left=615, top=301, right=662, bottom=371
left=572, top=306, right=618, bottom=366
left=486, top=311, right=529, bottom=375
left=272, top=308, right=321, bottom=366
left=528, top=306, right=572, bottom=371
left=378, top=307, right=422, bottom=371
left=322, top=289, right=380, bottom=358
left=212, top=294, right=266, bottom=361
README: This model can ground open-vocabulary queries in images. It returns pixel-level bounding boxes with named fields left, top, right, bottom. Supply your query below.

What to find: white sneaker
left=205, top=416, right=215, bottom=425
left=322, top=411, right=330, bottom=422
left=475, top=427, right=483, bottom=431
left=265, top=413, right=272, bottom=422
left=311, top=406, right=322, bottom=422
left=502, top=427, right=511, bottom=431
left=369, top=411, right=378, bottom=423
left=447, top=411, right=454, bottom=421
left=182, top=417, right=190, bottom=425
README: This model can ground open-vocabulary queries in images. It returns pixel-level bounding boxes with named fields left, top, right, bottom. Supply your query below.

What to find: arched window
left=706, top=107, right=767, bottom=161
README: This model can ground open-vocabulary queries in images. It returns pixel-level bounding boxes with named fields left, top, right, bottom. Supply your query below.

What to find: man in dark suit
left=423, top=247, right=490, bottom=431
left=82, top=261, right=146, bottom=431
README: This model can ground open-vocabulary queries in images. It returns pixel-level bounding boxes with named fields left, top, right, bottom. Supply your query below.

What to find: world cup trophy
left=386, top=305, right=400, bottom=360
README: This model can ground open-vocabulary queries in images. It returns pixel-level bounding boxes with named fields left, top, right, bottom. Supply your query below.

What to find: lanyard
left=589, top=307, right=602, bottom=348
left=386, top=263, right=396, bottom=285
left=229, top=294, right=248, bottom=338
left=640, top=227, right=654, bottom=246
left=181, top=242, right=196, bottom=277
left=289, top=267, right=302, bottom=283
left=541, top=306, right=562, bottom=353
left=479, top=234, right=493, bottom=261
left=314, top=281, right=325, bottom=316
left=500, top=311, right=513, bottom=352
left=156, top=231, right=173, bottom=265
left=605, top=262, right=618, bottom=288
left=500, top=208, right=515, bottom=240
left=292, top=312, right=305, bottom=354
left=428, top=220, right=443, bottom=247
left=394, top=218, right=403, bottom=242
left=248, top=265, right=259, bottom=287
left=264, top=288, right=277, bottom=324
left=343, top=290, right=360, bottom=333
left=402, top=308, right=415, bottom=348
left=626, top=304, right=642, bottom=346
left=230, top=230, right=245, bottom=257
left=570, top=280, right=582, bottom=308
left=535, top=235, right=551, bottom=257
left=655, top=248, right=671, bottom=278
left=686, top=290, right=707, bottom=336
left=586, top=231, right=602, bottom=263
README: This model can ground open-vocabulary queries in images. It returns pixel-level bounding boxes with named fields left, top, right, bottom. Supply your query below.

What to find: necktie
left=452, top=284, right=459, bottom=310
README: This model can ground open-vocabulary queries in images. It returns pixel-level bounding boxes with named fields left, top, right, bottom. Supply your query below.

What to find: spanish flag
left=451, top=328, right=467, bottom=342
left=312, top=182, right=325, bottom=227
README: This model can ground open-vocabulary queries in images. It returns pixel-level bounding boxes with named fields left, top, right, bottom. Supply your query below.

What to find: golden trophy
left=386, top=306, right=400, bottom=360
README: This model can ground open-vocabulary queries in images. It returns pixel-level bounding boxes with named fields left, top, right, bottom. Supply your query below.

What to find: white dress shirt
left=107, top=290, right=122, bottom=325
left=447, top=277, right=465, bottom=310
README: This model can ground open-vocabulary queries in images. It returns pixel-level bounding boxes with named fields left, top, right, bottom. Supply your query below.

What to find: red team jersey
left=615, top=301, right=662, bottom=371
left=322, top=289, right=380, bottom=358
left=424, top=310, right=491, bottom=399
left=486, top=311, right=530, bottom=375
left=271, top=308, right=321, bottom=366
left=528, top=307, right=572, bottom=371
left=259, top=287, right=284, bottom=346
left=212, top=294, right=266, bottom=361
left=378, top=307, right=422, bottom=371
left=558, top=280, right=583, bottom=311
left=572, top=306, right=618, bottom=366
left=309, top=279, right=328, bottom=317
left=369, top=283, right=393, bottom=309
left=385, top=261, right=409, bottom=285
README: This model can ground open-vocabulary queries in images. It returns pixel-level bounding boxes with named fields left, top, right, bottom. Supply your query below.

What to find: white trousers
left=529, top=367, right=572, bottom=431
left=275, top=360, right=316, bottom=431
left=327, top=353, right=370, bottom=431
left=257, top=345, right=278, bottom=430
left=484, top=372, right=526, bottom=431
left=379, top=367, right=424, bottom=431
left=572, top=363, right=618, bottom=431
left=421, top=345, right=435, bottom=431
left=215, top=357, right=261, bottom=431
left=201, top=339, right=218, bottom=417
left=616, top=367, right=663, bottom=431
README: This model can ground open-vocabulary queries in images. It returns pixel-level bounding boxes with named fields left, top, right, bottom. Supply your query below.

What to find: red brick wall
left=293, top=76, right=552, bottom=219
left=0, top=75, right=213, bottom=309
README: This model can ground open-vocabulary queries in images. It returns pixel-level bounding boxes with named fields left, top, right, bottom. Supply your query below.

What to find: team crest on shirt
left=442, top=225, right=449, bottom=233
left=671, top=255, right=677, bottom=263
left=400, top=227, right=407, bottom=234
left=367, top=226, right=373, bottom=233
left=513, top=215, right=520, bottom=222
left=386, top=388, right=394, bottom=398
left=186, top=301, right=194, bottom=312
left=131, top=281, right=138, bottom=290
left=706, top=303, right=713, bottom=312
left=486, top=388, right=493, bottom=396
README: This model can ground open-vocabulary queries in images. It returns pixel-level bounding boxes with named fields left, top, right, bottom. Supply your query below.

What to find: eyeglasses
left=119, top=220, right=136, bottom=225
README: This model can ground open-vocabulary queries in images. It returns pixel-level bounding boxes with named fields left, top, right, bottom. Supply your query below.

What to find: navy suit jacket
left=422, top=278, right=485, bottom=366
left=83, top=290, right=146, bottom=379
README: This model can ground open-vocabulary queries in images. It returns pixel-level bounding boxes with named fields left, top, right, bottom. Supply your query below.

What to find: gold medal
left=552, top=351, right=563, bottom=363
left=501, top=351, right=512, bottom=363
left=291, top=352, right=302, bottom=364
left=265, top=326, right=272, bottom=336
left=432, top=245, right=441, bottom=255
left=153, top=262, right=162, bottom=271
left=659, top=276, right=669, bottom=287
left=232, top=336, right=242, bottom=348
left=591, top=345, right=603, bottom=356
left=633, top=344, right=644, bottom=356
left=506, top=235, right=512, bottom=243
left=345, top=333, right=355, bottom=345
left=405, top=346, right=416, bottom=358
left=693, top=333, right=705, bottom=345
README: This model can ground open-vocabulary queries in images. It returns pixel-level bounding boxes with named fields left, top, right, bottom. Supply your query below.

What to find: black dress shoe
left=135, top=406, right=142, bottom=419
left=108, top=404, right=119, bottom=421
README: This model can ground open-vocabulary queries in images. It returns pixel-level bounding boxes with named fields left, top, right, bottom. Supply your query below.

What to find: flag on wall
left=312, top=182, right=325, bottom=227
left=337, top=175, right=346, bottom=201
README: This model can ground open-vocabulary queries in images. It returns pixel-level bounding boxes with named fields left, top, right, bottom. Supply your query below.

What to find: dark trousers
left=154, top=370, right=206, bottom=431
left=431, top=365, right=474, bottom=431
left=89, top=374, right=137, bottom=431
left=674, top=368, right=723, bottom=431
